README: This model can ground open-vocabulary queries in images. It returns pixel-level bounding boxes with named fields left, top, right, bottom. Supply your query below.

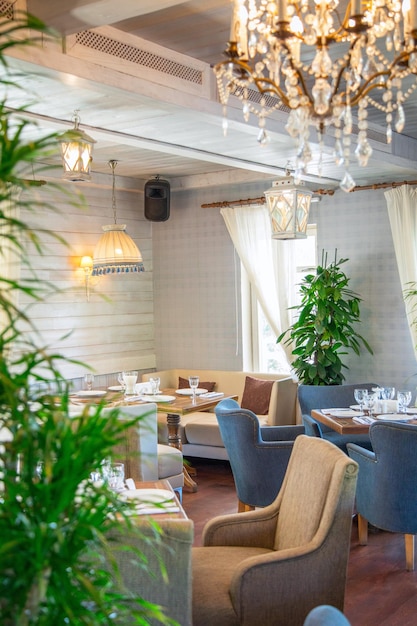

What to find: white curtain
left=221, top=205, right=295, bottom=363
left=385, top=184, right=417, bottom=360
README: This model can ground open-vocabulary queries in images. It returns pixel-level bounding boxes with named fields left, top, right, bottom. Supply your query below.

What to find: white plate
left=376, top=414, right=415, bottom=421
left=121, top=488, right=175, bottom=503
left=175, top=388, right=208, bottom=396
left=75, top=390, right=106, bottom=398
left=108, top=385, right=123, bottom=391
left=407, top=407, right=417, bottom=414
left=141, top=394, right=176, bottom=402
left=329, top=409, right=360, bottom=418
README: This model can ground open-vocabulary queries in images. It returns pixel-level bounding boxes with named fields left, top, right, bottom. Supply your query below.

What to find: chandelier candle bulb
left=278, top=0, right=288, bottom=20
left=351, top=0, right=362, bottom=16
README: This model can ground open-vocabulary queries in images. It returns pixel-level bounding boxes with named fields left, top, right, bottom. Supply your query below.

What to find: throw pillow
left=178, top=376, right=216, bottom=392
left=241, top=376, right=274, bottom=415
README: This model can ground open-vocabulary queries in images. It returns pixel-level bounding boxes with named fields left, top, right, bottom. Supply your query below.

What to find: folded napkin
left=200, top=392, right=224, bottom=399
left=135, top=503, right=180, bottom=515
left=353, top=416, right=376, bottom=425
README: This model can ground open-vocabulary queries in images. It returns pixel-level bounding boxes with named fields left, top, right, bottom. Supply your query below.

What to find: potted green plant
left=0, top=12, right=175, bottom=625
left=277, top=251, right=373, bottom=385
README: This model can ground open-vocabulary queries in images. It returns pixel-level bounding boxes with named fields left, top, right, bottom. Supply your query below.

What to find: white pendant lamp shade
left=92, top=224, right=144, bottom=275
left=92, top=160, right=144, bottom=276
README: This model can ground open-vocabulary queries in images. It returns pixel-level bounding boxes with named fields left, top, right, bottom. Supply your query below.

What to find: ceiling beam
left=26, top=0, right=186, bottom=35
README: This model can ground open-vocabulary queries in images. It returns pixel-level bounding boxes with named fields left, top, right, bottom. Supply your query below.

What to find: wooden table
left=311, top=409, right=417, bottom=435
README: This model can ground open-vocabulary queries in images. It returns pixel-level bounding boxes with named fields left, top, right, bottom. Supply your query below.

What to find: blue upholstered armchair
left=347, top=421, right=417, bottom=571
left=215, top=398, right=304, bottom=511
left=298, top=383, right=377, bottom=453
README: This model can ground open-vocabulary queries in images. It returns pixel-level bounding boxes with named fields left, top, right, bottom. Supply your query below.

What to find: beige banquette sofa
left=142, top=369, right=299, bottom=461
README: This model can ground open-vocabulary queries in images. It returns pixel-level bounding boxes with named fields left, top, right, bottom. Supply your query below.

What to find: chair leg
left=358, top=514, right=369, bottom=545
left=405, top=534, right=415, bottom=571
left=238, top=499, right=255, bottom=513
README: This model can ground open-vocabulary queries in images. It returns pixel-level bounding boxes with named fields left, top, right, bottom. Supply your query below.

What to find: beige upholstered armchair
left=192, top=435, right=358, bottom=626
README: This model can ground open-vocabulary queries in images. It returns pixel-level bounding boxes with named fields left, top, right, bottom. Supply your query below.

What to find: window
left=242, top=224, right=317, bottom=373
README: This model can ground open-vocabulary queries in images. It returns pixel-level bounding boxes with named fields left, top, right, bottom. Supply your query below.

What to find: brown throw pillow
left=241, top=376, right=274, bottom=415
left=178, top=376, right=216, bottom=392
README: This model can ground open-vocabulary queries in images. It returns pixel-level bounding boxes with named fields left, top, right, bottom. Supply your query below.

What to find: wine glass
left=150, top=376, right=161, bottom=395
left=397, top=390, right=412, bottom=414
left=354, top=388, right=368, bottom=413
left=117, top=372, right=126, bottom=392
left=189, top=375, right=199, bottom=403
left=382, top=386, right=395, bottom=400
left=84, top=373, right=94, bottom=391
left=365, top=392, right=376, bottom=417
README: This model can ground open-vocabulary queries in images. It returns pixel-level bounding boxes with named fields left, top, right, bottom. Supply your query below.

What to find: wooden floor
left=182, top=458, right=417, bottom=626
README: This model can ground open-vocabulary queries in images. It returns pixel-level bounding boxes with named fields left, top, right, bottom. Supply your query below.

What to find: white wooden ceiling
left=7, top=0, right=417, bottom=191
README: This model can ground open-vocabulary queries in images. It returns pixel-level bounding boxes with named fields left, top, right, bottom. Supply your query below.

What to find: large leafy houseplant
left=0, top=12, right=174, bottom=626
left=278, top=251, right=372, bottom=385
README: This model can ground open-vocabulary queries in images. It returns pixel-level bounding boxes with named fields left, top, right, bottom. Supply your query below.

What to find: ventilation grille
left=76, top=30, right=203, bottom=85
left=0, top=0, right=14, bottom=20
left=230, top=83, right=289, bottom=113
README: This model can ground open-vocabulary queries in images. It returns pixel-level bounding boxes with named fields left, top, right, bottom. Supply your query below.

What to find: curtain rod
left=200, top=179, right=417, bottom=208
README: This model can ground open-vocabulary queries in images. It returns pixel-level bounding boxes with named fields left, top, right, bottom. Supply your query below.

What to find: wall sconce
left=80, top=255, right=93, bottom=301
left=264, top=177, right=313, bottom=240
left=59, top=111, right=96, bottom=182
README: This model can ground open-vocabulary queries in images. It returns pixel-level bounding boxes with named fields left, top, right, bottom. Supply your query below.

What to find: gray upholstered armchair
left=215, top=398, right=304, bottom=511
left=192, top=435, right=359, bottom=626
left=347, top=421, right=417, bottom=571
left=298, top=382, right=377, bottom=452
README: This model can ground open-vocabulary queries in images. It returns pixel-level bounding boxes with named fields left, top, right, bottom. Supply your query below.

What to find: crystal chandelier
left=92, top=160, right=144, bottom=276
left=215, top=0, right=417, bottom=191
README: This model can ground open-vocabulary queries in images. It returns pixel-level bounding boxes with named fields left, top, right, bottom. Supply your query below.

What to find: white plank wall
left=17, top=169, right=156, bottom=383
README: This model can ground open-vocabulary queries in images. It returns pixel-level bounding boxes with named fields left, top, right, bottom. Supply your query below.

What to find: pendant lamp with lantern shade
left=59, top=110, right=96, bottom=182
left=92, top=160, right=144, bottom=276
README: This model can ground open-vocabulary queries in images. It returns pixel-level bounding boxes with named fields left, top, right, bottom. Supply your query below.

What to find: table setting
left=320, top=387, right=417, bottom=426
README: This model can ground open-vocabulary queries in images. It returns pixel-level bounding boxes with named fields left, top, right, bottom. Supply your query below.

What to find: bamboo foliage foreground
left=0, top=11, right=175, bottom=625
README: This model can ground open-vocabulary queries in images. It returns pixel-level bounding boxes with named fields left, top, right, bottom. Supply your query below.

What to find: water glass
left=150, top=376, right=161, bottom=395
left=189, top=375, right=199, bottom=403
left=105, top=463, right=125, bottom=491
left=84, top=373, right=95, bottom=391
left=365, top=392, right=376, bottom=417
left=397, top=390, right=412, bottom=414
left=122, top=371, right=138, bottom=395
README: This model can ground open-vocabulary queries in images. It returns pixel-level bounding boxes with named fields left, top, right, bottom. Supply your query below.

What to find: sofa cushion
left=185, top=414, right=225, bottom=447
left=241, top=376, right=274, bottom=415
left=178, top=376, right=216, bottom=393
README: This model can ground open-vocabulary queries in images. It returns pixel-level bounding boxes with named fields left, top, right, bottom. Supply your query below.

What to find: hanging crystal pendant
left=312, top=78, right=332, bottom=115
left=386, top=122, right=392, bottom=144
left=333, top=139, right=344, bottom=166
left=340, top=171, right=356, bottom=193
left=395, top=104, right=405, bottom=133
left=257, top=128, right=269, bottom=144
left=355, top=137, right=373, bottom=166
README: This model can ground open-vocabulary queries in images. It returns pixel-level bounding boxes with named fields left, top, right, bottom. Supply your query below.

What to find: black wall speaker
left=144, top=178, right=170, bottom=222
